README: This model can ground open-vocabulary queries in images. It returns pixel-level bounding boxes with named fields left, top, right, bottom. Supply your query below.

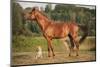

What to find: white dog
left=35, top=46, right=43, bottom=59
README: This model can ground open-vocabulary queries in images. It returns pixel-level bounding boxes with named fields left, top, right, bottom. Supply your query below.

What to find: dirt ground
left=11, top=51, right=96, bottom=66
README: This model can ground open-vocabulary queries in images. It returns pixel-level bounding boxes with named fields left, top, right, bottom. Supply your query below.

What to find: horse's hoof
left=53, top=54, right=55, bottom=56
left=76, top=54, right=79, bottom=56
left=69, top=54, right=71, bottom=56
left=48, top=54, right=51, bottom=57
left=48, top=56, right=50, bottom=57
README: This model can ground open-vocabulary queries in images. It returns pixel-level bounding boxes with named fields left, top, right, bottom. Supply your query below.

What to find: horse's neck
left=36, top=13, right=50, bottom=31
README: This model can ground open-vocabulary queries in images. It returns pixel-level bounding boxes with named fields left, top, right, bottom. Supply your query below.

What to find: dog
left=35, top=46, right=43, bottom=59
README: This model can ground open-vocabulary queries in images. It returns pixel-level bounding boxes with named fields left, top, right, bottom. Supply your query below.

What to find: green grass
left=79, top=37, right=96, bottom=51
left=12, top=35, right=63, bottom=52
left=12, top=35, right=96, bottom=52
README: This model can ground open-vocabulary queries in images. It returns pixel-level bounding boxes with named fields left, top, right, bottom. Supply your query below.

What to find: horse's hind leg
left=61, top=38, right=70, bottom=56
left=68, top=34, right=75, bottom=56
left=71, top=33, right=79, bottom=56
left=73, top=39, right=79, bottom=56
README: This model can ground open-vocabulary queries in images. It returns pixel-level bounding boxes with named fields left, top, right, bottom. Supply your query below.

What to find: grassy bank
left=12, top=35, right=96, bottom=52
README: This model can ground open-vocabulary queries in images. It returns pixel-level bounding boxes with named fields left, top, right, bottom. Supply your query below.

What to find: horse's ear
left=32, top=8, right=35, bottom=11
left=32, top=7, right=39, bottom=11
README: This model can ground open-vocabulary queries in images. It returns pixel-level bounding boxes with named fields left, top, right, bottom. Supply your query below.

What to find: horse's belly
left=46, top=30, right=69, bottom=38
left=45, top=25, right=69, bottom=38
left=53, top=32, right=68, bottom=38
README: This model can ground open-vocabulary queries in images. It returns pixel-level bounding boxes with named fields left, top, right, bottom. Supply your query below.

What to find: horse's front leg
left=47, top=39, right=51, bottom=57
left=46, top=37, right=55, bottom=57
left=50, top=39, right=55, bottom=57
left=43, top=34, right=51, bottom=57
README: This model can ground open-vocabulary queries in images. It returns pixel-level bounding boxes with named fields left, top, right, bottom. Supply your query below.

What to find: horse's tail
left=78, top=24, right=88, bottom=44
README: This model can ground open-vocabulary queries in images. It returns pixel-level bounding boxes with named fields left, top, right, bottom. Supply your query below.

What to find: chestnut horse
left=24, top=7, right=88, bottom=57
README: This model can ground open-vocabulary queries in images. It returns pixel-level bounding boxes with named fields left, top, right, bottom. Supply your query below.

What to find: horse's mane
left=38, top=11, right=49, bottom=18
left=31, top=7, right=49, bottom=18
left=38, top=10, right=67, bottom=23
left=37, top=10, right=54, bottom=23
left=31, top=7, right=68, bottom=23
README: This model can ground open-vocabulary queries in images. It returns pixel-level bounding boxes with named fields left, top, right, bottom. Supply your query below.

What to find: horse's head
left=24, top=7, right=39, bottom=21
